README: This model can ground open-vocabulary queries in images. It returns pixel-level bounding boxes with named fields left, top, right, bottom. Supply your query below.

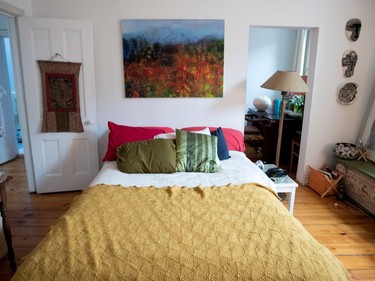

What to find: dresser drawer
left=345, top=168, right=375, bottom=216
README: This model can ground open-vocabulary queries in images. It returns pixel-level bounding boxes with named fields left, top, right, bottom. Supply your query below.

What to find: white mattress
left=89, top=151, right=276, bottom=193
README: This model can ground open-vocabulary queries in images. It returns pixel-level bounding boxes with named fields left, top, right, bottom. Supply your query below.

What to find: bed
left=11, top=122, right=350, bottom=281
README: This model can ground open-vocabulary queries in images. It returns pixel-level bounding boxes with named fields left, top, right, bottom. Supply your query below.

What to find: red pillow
left=182, top=126, right=245, bottom=152
left=102, top=122, right=174, bottom=161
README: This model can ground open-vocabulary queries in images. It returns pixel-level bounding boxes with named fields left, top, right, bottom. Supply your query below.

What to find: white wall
left=9, top=0, right=375, bottom=183
left=2, top=0, right=32, bottom=15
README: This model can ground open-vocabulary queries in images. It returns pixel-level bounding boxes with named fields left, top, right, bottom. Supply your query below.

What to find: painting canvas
left=121, top=19, right=224, bottom=98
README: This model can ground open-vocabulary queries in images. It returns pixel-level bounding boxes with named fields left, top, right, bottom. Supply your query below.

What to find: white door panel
left=18, top=17, right=98, bottom=193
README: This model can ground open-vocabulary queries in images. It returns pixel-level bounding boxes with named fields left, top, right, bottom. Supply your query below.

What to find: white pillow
left=154, top=128, right=210, bottom=140
left=154, top=132, right=176, bottom=139
left=191, top=127, right=211, bottom=135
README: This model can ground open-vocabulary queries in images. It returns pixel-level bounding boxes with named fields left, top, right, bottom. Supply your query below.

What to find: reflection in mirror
left=245, top=26, right=312, bottom=172
left=247, top=27, right=311, bottom=109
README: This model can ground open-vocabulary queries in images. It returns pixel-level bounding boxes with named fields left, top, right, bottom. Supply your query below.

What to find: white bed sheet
left=89, top=151, right=276, bottom=193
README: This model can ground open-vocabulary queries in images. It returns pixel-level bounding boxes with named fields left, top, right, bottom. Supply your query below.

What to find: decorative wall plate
left=345, top=18, right=361, bottom=41
left=342, top=49, right=358, bottom=77
left=338, top=83, right=358, bottom=105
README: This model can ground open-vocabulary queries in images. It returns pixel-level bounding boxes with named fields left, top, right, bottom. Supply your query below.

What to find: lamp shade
left=261, top=71, right=310, bottom=93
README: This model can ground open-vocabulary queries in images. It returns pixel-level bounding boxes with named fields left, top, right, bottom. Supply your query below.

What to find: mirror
left=246, top=26, right=312, bottom=172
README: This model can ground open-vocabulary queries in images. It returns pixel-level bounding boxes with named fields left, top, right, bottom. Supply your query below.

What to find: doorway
left=246, top=26, right=316, bottom=180
left=0, top=13, right=22, bottom=164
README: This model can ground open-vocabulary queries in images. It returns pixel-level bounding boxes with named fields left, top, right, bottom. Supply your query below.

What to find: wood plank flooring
left=0, top=158, right=374, bottom=280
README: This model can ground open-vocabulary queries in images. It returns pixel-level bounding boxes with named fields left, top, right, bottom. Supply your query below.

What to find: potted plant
left=289, top=95, right=305, bottom=114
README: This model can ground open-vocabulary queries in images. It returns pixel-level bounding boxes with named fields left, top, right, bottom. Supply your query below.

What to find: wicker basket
left=307, top=166, right=343, bottom=197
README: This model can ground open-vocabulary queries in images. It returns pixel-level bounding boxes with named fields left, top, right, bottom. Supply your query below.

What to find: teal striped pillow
left=176, top=129, right=219, bottom=173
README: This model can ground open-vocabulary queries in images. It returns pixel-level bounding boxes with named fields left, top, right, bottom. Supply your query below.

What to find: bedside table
left=263, top=164, right=298, bottom=214
left=0, top=170, right=16, bottom=270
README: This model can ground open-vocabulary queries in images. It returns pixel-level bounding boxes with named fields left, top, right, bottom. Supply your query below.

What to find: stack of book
left=318, top=166, right=341, bottom=180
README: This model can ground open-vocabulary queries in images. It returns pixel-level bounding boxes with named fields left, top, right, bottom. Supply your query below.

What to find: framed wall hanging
left=121, top=19, right=224, bottom=98
left=38, top=59, right=83, bottom=132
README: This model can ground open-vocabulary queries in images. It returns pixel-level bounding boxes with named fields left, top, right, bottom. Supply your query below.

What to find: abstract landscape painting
left=121, top=19, right=224, bottom=98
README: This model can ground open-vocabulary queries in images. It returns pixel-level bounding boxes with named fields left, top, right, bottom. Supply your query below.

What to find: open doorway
left=246, top=26, right=312, bottom=177
left=0, top=13, right=22, bottom=164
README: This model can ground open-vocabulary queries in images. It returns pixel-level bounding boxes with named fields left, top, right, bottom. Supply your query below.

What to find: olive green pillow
left=176, top=129, right=219, bottom=173
left=116, top=139, right=176, bottom=173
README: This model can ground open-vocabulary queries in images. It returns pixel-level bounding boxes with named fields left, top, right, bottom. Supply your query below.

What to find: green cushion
left=176, top=129, right=219, bottom=173
left=116, top=139, right=176, bottom=173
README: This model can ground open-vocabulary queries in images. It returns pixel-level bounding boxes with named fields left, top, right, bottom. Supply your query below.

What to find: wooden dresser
left=245, top=108, right=302, bottom=164
left=0, top=170, right=16, bottom=270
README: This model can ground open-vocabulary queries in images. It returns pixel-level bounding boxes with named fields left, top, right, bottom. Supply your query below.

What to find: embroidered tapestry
left=38, top=61, right=83, bottom=132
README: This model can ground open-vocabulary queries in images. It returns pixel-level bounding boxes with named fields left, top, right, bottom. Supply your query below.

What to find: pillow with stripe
left=176, top=129, right=219, bottom=173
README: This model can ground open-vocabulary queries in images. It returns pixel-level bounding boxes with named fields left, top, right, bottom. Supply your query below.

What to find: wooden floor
left=0, top=158, right=374, bottom=280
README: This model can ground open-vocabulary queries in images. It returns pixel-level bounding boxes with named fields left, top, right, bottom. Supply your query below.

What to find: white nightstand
left=264, top=164, right=298, bottom=214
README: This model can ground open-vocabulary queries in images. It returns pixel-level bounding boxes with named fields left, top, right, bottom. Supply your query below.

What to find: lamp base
left=275, top=91, right=287, bottom=167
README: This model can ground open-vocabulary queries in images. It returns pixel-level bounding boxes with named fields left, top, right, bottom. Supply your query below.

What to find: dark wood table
left=245, top=108, right=303, bottom=165
left=0, top=170, right=16, bottom=270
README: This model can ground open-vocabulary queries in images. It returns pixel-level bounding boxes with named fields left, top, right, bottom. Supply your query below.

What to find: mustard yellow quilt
left=12, top=184, right=350, bottom=281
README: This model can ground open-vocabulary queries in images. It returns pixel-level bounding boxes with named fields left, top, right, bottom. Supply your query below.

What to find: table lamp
left=260, top=71, right=310, bottom=166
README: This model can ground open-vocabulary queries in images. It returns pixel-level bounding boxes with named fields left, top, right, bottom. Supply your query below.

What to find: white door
left=17, top=17, right=99, bottom=193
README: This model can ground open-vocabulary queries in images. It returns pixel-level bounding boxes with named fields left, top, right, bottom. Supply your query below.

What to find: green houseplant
left=289, top=95, right=305, bottom=114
